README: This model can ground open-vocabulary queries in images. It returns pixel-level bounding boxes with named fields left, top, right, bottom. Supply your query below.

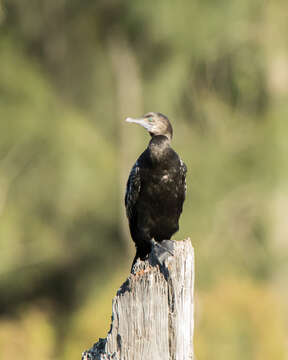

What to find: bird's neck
left=148, top=135, right=171, bottom=162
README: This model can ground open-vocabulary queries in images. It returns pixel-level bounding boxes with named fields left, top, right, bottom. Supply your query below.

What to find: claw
left=151, top=239, right=174, bottom=266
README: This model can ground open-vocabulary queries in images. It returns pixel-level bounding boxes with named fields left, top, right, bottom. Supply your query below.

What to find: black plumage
left=125, top=112, right=187, bottom=266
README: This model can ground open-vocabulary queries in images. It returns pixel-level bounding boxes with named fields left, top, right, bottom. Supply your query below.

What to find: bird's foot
left=150, top=239, right=174, bottom=267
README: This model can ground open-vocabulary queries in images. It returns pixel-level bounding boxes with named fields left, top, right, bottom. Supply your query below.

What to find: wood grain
left=82, top=239, right=194, bottom=360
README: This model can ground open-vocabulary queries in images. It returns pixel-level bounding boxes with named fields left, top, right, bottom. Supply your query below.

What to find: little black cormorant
left=125, top=112, right=187, bottom=268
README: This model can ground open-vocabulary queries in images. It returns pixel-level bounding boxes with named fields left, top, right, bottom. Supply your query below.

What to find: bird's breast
left=161, top=174, right=169, bottom=182
left=142, top=168, right=182, bottom=199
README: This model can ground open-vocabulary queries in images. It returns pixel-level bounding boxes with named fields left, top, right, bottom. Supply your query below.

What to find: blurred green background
left=0, top=0, right=288, bottom=359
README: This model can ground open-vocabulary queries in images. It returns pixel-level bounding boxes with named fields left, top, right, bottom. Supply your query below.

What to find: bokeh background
left=0, top=1, right=288, bottom=359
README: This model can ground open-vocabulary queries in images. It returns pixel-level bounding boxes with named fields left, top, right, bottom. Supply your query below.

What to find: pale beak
left=125, top=117, right=152, bottom=131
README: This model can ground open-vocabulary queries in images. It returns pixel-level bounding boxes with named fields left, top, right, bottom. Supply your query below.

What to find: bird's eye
left=148, top=117, right=153, bottom=122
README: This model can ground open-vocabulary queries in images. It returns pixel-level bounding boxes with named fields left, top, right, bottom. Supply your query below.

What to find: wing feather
left=180, top=158, right=187, bottom=199
left=125, top=161, right=141, bottom=220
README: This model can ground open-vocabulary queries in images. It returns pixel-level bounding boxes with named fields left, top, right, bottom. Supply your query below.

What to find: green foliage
left=196, top=278, right=286, bottom=360
left=0, top=0, right=287, bottom=359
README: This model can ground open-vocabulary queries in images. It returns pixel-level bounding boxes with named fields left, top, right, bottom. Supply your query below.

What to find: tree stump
left=82, top=239, right=194, bottom=360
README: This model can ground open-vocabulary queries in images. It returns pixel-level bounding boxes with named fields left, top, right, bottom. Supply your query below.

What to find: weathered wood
left=82, top=239, right=194, bottom=360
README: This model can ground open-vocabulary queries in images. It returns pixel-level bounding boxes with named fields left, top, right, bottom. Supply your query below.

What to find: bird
left=125, top=112, right=187, bottom=268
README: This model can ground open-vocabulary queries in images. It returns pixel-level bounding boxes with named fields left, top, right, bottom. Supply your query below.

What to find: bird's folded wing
left=125, top=161, right=141, bottom=220
left=180, top=159, right=187, bottom=198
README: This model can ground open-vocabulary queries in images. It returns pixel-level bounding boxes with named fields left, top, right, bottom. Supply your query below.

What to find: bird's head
left=126, top=112, right=173, bottom=140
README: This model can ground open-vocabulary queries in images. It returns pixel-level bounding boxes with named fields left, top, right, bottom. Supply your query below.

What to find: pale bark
left=82, top=239, right=194, bottom=360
